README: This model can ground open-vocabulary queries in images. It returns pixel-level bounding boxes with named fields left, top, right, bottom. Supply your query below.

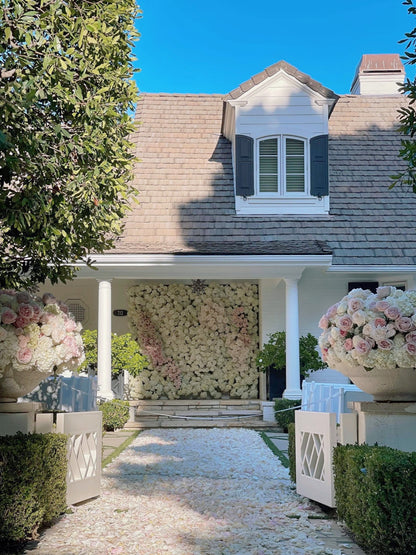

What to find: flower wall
left=127, top=282, right=259, bottom=399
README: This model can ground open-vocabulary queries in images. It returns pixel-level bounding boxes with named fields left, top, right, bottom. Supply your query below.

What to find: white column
left=97, top=280, right=114, bottom=400
left=283, top=278, right=302, bottom=399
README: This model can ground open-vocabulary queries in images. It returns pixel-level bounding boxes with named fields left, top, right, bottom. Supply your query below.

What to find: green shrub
left=287, top=422, right=296, bottom=483
left=334, top=444, right=416, bottom=554
left=99, top=399, right=130, bottom=431
left=274, top=398, right=300, bottom=431
left=256, top=331, right=327, bottom=378
left=80, top=329, right=148, bottom=377
left=0, top=432, right=67, bottom=547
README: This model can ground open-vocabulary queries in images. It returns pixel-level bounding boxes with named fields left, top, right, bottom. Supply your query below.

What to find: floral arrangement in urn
left=318, top=286, right=416, bottom=371
left=0, top=290, right=84, bottom=401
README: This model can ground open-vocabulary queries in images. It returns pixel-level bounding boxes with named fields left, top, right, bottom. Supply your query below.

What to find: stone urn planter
left=0, top=365, right=54, bottom=403
left=335, top=363, right=416, bottom=402
left=319, top=286, right=416, bottom=403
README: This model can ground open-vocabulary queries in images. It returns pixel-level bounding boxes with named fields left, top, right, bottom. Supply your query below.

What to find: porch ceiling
left=73, top=253, right=333, bottom=280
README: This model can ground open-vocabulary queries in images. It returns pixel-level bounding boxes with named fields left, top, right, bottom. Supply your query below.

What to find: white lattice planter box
left=295, top=411, right=357, bottom=507
left=55, top=411, right=102, bottom=505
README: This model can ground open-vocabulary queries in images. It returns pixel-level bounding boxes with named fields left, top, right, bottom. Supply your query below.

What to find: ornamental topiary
left=99, top=399, right=130, bottom=431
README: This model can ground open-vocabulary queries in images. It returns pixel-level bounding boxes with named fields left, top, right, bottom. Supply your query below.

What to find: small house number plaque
left=113, top=309, right=128, bottom=317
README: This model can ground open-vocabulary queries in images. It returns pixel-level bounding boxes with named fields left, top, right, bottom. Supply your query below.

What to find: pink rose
left=18, top=303, right=34, bottom=320
left=395, top=317, right=414, bottom=333
left=1, top=307, right=17, bottom=325
left=326, top=304, right=339, bottom=319
left=319, top=315, right=329, bottom=329
left=405, top=343, right=416, bottom=355
left=30, top=303, right=42, bottom=322
left=348, top=298, right=364, bottom=312
left=344, top=338, right=353, bottom=351
left=376, top=301, right=390, bottom=312
left=16, top=347, right=33, bottom=364
left=354, top=339, right=372, bottom=355
left=384, top=306, right=400, bottom=320
left=406, top=331, right=416, bottom=345
left=340, top=329, right=348, bottom=337
left=338, top=315, right=353, bottom=331
left=18, top=335, right=29, bottom=348
left=376, top=286, right=392, bottom=299
left=368, top=301, right=378, bottom=311
left=65, top=319, right=77, bottom=333
left=374, top=318, right=387, bottom=328
left=378, top=339, right=394, bottom=351
left=14, top=315, right=30, bottom=328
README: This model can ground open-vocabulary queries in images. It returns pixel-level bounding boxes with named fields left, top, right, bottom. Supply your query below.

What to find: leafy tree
left=80, top=329, right=148, bottom=378
left=0, top=0, right=140, bottom=289
left=255, top=331, right=327, bottom=378
left=393, top=0, right=416, bottom=189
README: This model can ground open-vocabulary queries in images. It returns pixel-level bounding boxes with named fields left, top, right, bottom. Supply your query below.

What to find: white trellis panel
left=295, top=411, right=337, bottom=507
left=56, top=411, right=102, bottom=505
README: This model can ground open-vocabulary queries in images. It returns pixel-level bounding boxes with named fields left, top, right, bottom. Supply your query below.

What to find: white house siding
left=235, top=72, right=328, bottom=140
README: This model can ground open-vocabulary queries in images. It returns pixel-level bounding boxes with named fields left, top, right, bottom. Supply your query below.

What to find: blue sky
left=133, top=0, right=415, bottom=96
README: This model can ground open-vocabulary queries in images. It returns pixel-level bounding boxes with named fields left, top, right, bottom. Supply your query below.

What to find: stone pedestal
left=0, top=402, right=44, bottom=436
left=262, top=401, right=276, bottom=422
left=350, top=401, right=416, bottom=453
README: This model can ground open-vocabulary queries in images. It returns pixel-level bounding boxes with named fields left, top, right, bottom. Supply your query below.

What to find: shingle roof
left=225, top=60, right=338, bottom=101
left=117, top=92, right=416, bottom=266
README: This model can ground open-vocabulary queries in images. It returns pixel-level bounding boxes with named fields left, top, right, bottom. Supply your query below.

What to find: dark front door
left=267, top=366, right=286, bottom=400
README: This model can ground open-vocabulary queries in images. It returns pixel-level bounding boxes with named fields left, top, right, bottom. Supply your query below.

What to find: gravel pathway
left=27, top=428, right=341, bottom=555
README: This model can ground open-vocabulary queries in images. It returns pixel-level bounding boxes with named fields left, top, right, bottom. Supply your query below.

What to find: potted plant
left=256, top=331, right=326, bottom=398
left=318, top=286, right=416, bottom=400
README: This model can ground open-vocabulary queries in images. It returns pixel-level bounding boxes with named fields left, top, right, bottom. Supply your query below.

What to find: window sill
left=235, top=195, right=330, bottom=215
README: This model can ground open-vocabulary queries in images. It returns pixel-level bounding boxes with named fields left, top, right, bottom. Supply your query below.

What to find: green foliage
left=0, top=432, right=67, bottom=546
left=80, top=329, right=148, bottom=377
left=392, top=0, right=416, bottom=190
left=274, top=398, right=300, bottom=431
left=99, top=399, right=130, bottom=431
left=287, top=422, right=296, bottom=483
left=0, top=0, right=140, bottom=289
left=334, top=444, right=416, bottom=554
left=256, top=331, right=326, bottom=377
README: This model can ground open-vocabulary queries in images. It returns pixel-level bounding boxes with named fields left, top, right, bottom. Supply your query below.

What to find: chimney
left=350, top=54, right=405, bottom=95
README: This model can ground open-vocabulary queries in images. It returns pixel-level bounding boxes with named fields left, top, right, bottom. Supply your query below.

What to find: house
left=42, top=54, right=416, bottom=406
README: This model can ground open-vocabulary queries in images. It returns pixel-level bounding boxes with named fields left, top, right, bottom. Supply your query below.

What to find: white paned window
left=258, top=136, right=306, bottom=196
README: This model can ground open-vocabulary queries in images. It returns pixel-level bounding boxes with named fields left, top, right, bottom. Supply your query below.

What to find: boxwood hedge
left=334, top=444, right=416, bottom=554
left=0, top=432, right=67, bottom=548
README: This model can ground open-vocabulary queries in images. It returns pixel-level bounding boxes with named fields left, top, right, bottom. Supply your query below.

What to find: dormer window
left=234, top=133, right=329, bottom=215
left=258, top=136, right=306, bottom=195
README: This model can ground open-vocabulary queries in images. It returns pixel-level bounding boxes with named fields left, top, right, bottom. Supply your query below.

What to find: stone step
left=126, top=398, right=277, bottom=430
left=135, top=409, right=263, bottom=418
left=126, top=419, right=280, bottom=429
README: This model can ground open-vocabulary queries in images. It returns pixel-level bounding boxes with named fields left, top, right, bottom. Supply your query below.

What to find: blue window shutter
left=235, top=134, right=254, bottom=196
left=310, top=134, right=329, bottom=197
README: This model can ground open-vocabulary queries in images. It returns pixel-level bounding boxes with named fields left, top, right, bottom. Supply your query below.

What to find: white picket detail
left=295, top=411, right=337, bottom=508
left=55, top=411, right=102, bottom=505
